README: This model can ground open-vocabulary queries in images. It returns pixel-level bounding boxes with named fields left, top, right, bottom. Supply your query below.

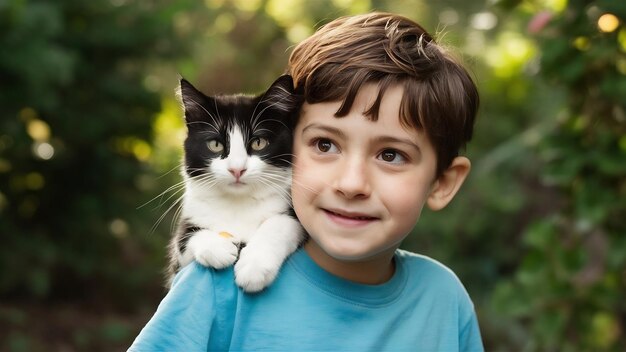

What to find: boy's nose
left=334, top=158, right=371, bottom=199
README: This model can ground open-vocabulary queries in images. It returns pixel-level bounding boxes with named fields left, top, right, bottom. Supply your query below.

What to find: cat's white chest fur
left=182, top=185, right=290, bottom=243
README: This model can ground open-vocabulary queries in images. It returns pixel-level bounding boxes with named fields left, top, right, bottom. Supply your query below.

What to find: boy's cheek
left=384, top=178, right=430, bottom=220
left=291, top=159, right=316, bottom=196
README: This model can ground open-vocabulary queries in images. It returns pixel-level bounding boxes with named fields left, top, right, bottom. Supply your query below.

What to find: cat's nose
left=228, top=168, right=246, bottom=180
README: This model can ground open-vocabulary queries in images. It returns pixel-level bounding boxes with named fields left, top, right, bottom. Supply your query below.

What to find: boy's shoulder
left=396, top=249, right=472, bottom=302
left=396, top=248, right=458, bottom=274
left=170, top=260, right=236, bottom=293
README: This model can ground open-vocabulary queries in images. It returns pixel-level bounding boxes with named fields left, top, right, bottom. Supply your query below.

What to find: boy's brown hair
left=288, top=12, right=479, bottom=177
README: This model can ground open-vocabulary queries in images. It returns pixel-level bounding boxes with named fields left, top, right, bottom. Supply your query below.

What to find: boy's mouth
left=322, top=208, right=379, bottom=225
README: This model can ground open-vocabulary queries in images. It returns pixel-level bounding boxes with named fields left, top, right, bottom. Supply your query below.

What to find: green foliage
left=0, top=0, right=198, bottom=303
left=492, top=0, right=626, bottom=350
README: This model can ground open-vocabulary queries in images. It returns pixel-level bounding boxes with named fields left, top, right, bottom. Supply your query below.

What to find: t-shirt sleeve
left=127, top=262, right=218, bottom=351
left=459, top=308, right=484, bottom=352
left=455, top=280, right=484, bottom=352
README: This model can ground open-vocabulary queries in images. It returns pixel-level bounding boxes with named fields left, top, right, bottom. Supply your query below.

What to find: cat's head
left=179, top=75, right=302, bottom=197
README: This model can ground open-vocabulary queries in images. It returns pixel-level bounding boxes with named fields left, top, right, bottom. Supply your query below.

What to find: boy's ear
left=427, top=156, right=471, bottom=211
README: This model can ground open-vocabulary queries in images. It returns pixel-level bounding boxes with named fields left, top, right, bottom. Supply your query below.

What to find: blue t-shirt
left=129, top=248, right=483, bottom=351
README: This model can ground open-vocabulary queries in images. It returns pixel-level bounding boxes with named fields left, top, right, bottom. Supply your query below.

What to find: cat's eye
left=207, top=140, right=224, bottom=153
left=250, top=137, right=269, bottom=151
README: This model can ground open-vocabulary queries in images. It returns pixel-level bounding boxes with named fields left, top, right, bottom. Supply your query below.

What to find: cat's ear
left=178, top=78, right=214, bottom=123
left=260, top=74, right=303, bottom=114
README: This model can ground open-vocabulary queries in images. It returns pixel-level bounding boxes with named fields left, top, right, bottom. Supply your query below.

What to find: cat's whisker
left=256, top=117, right=289, bottom=127
left=187, top=120, right=220, bottom=135
left=259, top=169, right=290, bottom=178
left=265, top=153, right=295, bottom=164
left=257, top=90, right=297, bottom=115
left=290, top=174, right=317, bottom=189
left=186, top=166, right=211, bottom=171
left=259, top=175, right=291, bottom=187
left=186, top=120, right=215, bottom=127
left=154, top=163, right=185, bottom=180
left=190, top=97, right=220, bottom=126
left=258, top=172, right=291, bottom=188
left=276, top=153, right=304, bottom=167
left=169, top=202, right=185, bottom=235
left=249, top=99, right=264, bottom=132
left=256, top=178, right=293, bottom=204
left=157, top=185, right=188, bottom=210
left=187, top=170, right=216, bottom=184
left=258, top=167, right=291, bottom=177
left=150, top=194, right=184, bottom=235
left=213, top=98, right=224, bottom=126
left=185, top=98, right=221, bottom=133
left=250, top=96, right=284, bottom=131
left=137, top=180, right=186, bottom=210
left=290, top=181, right=321, bottom=196
left=252, top=115, right=290, bottom=132
left=290, top=174, right=325, bottom=194
left=193, top=176, right=219, bottom=190
left=252, top=128, right=272, bottom=135
left=251, top=104, right=284, bottom=131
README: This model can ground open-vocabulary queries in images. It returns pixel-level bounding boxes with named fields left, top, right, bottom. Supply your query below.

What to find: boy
left=129, top=12, right=483, bottom=351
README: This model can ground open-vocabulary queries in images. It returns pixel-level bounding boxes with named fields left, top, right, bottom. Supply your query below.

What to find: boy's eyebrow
left=300, top=123, right=347, bottom=139
left=374, top=136, right=422, bottom=153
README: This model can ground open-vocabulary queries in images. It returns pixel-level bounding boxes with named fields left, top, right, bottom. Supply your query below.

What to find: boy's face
left=292, top=83, right=439, bottom=269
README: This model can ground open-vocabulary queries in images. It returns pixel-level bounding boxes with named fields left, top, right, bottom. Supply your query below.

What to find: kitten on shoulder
left=168, top=75, right=304, bottom=292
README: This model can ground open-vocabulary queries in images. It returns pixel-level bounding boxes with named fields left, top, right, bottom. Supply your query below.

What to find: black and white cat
left=168, top=75, right=304, bottom=292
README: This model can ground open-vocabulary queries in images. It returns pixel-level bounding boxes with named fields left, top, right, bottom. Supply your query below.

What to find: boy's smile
left=291, top=83, right=441, bottom=284
left=324, top=208, right=379, bottom=227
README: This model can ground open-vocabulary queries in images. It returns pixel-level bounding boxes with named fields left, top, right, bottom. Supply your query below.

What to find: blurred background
left=1, top=0, right=625, bottom=350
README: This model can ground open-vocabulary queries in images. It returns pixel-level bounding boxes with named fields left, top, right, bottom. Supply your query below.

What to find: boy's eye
left=207, top=139, right=224, bottom=153
left=250, top=137, right=269, bottom=151
left=315, top=138, right=338, bottom=153
left=378, top=149, right=406, bottom=164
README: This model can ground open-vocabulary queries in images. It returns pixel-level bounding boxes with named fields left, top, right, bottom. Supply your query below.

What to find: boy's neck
left=303, top=241, right=396, bottom=285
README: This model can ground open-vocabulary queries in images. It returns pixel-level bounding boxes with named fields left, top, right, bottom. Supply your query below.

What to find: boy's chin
left=313, top=240, right=398, bottom=263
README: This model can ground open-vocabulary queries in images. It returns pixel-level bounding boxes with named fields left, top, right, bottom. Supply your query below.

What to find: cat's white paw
left=234, top=245, right=282, bottom=293
left=188, top=230, right=239, bottom=269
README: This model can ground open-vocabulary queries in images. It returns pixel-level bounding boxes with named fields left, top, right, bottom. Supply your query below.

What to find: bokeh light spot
left=25, top=172, right=45, bottom=190
left=33, top=142, right=55, bottom=160
left=617, top=29, right=626, bottom=51
left=439, top=8, right=459, bottom=26
left=110, top=218, right=129, bottom=239
left=286, top=23, right=312, bottom=44
left=471, top=12, right=497, bottom=31
left=598, top=13, right=619, bottom=33
left=573, top=36, right=591, bottom=51
left=215, top=13, right=236, bottom=33
left=233, top=0, right=261, bottom=12
left=27, top=120, right=51, bottom=142
left=19, top=107, right=38, bottom=122
left=204, top=0, right=225, bottom=8
left=132, top=140, right=152, bottom=161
